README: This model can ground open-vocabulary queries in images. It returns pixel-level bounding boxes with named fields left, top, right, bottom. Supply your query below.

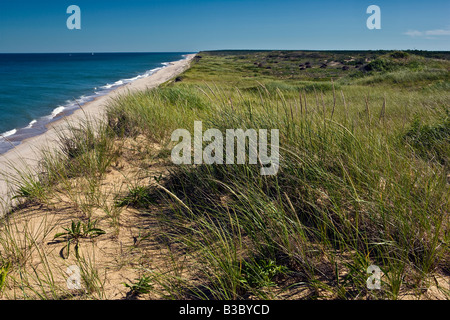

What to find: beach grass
left=0, top=50, right=449, bottom=300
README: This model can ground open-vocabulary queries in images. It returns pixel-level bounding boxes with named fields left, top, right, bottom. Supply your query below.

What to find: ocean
left=0, top=52, right=190, bottom=154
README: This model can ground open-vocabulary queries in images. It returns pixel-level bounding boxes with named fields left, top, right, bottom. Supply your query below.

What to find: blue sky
left=0, top=0, right=449, bottom=52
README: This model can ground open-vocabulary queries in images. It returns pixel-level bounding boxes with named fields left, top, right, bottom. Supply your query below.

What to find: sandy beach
left=0, top=53, right=196, bottom=212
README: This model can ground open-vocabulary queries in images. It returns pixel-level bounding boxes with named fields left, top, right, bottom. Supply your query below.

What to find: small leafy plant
left=123, top=275, right=153, bottom=296
left=0, top=261, right=11, bottom=294
left=240, top=259, right=288, bottom=289
left=54, top=219, right=106, bottom=259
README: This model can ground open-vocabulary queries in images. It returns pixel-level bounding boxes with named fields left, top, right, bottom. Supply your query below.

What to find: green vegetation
left=54, top=219, right=105, bottom=259
left=403, top=111, right=449, bottom=164
left=124, top=275, right=154, bottom=296
left=109, top=50, right=450, bottom=299
left=115, top=186, right=157, bottom=208
left=0, top=261, right=10, bottom=294
left=1, top=50, right=449, bottom=300
left=240, top=259, right=288, bottom=289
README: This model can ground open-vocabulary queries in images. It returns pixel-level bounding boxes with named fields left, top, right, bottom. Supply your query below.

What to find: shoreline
left=0, top=55, right=191, bottom=154
left=0, top=53, right=196, bottom=212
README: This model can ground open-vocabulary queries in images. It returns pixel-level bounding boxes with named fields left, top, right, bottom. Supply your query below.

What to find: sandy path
left=0, top=54, right=196, bottom=212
